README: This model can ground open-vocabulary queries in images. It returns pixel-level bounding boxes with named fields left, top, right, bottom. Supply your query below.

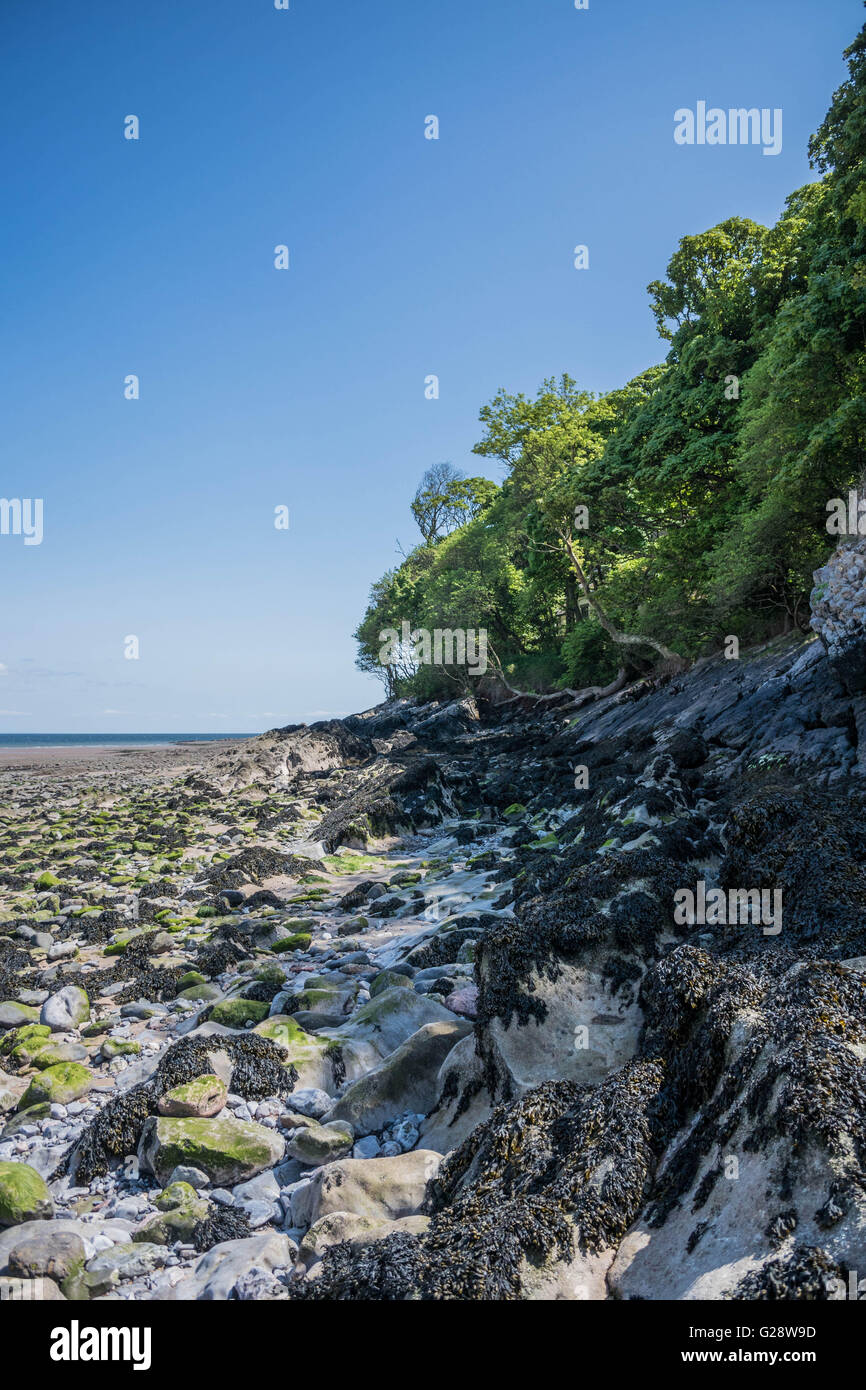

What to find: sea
left=0, top=733, right=253, bottom=749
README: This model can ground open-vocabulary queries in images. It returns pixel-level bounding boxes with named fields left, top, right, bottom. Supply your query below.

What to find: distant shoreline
left=0, top=733, right=254, bottom=749
left=0, top=736, right=253, bottom=776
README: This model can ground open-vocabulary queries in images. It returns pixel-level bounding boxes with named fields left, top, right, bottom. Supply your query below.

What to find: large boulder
left=420, top=1032, right=492, bottom=1154
left=138, top=1115, right=285, bottom=1186
left=478, top=949, right=644, bottom=1098
left=321, top=988, right=460, bottom=1080
left=292, top=1151, right=442, bottom=1228
left=253, top=1016, right=336, bottom=1091
left=326, top=1021, right=471, bottom=1137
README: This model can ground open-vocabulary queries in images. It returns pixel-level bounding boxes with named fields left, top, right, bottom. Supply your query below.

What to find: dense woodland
left=356, top=22, right=866, bottom=701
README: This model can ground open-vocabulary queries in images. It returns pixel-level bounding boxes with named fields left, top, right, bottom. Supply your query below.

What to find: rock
left=292, top=1151, right=442, bottom=1228
left=284, top=1118, right=355, bottom=1167
left=167, top=1165, right=211, bottom=1190
left=170, top=1231, right=297, bottom=1301
left=133, top=1182, right=209, bottom=1245
left=84, top=1241, right=168, bottom=1295
left=325, top=1021, right=471, bottom=1137
left=0, top=1217, right=135, bottom=1272
left=0, top=1274, right=65, bottom=1299
left=138, top=1114, right=286, bottom=1186
left=157, top=1073, right=228, bottom=1118
left=0, top=1003, right=39, bottom=1031
left=18, top=1061, right=93, bottom=1109
left=296, top=1211, right=430, bottom=1273
left=0, top=1161, right=54, bottom=1227
left=478, top=947, right=643, bottom=1097
left=811, top=540, right=866, bottom=691
left=421, top=1033, right=491, bottom=1154
left=322, top=987, right=460, bottom=1079
left=209, top=998, right=270, bottom=1029
left=286, top=1087, right=332, bottom=1120
left=27, top=1041, right=89, bottom=1070
left=7, top=1230, right=85, bottom=1282
left=443, top=984, right=478, bottom=1018
left=40, top=986, right=90, bottom=1032
left=100, top=1037, right=142, bottom=1060
left=233, top=1171, right=280, bottom=1206
left=369, top=970, right=414, bottom=998
left=252, top=1016, right=335, bottom=1090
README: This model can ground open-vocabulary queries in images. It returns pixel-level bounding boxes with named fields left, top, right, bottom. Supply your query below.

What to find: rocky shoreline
left=1, top=631, right=865, bottom=1301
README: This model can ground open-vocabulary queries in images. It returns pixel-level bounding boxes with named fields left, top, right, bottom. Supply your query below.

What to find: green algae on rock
left=0, top=1160, right=54, bottom=1227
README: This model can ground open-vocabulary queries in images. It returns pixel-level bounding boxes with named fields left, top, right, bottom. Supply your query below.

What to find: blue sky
left=0, top=0, right=860, bottom=732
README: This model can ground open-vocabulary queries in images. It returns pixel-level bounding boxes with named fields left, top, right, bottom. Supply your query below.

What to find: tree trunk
left=560, top=532, right=688, bottom=669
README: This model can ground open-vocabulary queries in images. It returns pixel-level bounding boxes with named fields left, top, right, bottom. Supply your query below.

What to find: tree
left=410, top=463, right=498, bottom=543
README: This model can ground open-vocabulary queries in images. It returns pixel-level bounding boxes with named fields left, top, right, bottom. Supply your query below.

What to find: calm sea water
left=0, top=733, right=254, bottom=749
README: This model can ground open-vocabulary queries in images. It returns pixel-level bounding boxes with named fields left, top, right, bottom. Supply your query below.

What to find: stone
left=284, top=1118, right=354, bottom=1167
left=252, top=1016, right=334, bottom=1090
left=322, top=987, right=460, bottom=1079
left=325, top=1021, right=471, bottom=1137
left=369, top=970, right=414, bottom=998
left=285, top=1087, right=332, bottom=1120
left=0, top=1160, right=54, bottom=1227
left=138, top=1114, right=286, bottom=1186
left=209, top=998, right=271, bottom=1028
left=296, top=1211, right=429, bottom=1273
left=0, top=1003, right=40, bottom=1031
left=18, top=1061, right=93, bottom=1109
left=7, top=1230, right=86, bottom=1282
left=133, top=1182, right=209, bottom=1245
left=157, top=1073, right=228, bottom=1118
left=26, top=1041, right=89, bottom=1070
left=167, top=1165, right=211, bottom=1190
left=443, top=984, right=478, bottom=1018
left=421, top=1032, right=491, bottom=1154
left=40, top=986, right=90, bottom=1032
left=84, top=1241, right=167, bottom=1295
left=170, top=1231, right=297, bottom=1301
left=291, top=1150, right=442, bottom=1228
left=99, top=1037, right=142, bottom=1061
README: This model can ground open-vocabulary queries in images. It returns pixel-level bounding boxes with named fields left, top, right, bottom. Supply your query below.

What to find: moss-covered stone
left=0, top=1160, right=54, bottom=1227
left=100, top=1037, right=142, bottom=1060
left=209, top=998, right=269, bottom=1028
left=19, top=1060, right=93, bottom=1108
left=369, top=970, right=413, bottom=999
left=138, top=1114, right=285, bottom=1185
left=0, top=1023, right=50, bottom=1059
left=157, top=1073, right=227, bottom=1118
left=272, top=933, right=312, bottom=954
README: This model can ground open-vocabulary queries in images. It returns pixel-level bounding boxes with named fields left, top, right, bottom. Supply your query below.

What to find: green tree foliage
left=355, top=19, right=866, bottom=699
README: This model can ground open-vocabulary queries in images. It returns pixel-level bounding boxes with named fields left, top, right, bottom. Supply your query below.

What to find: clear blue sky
left=0, top=0, right=859, bottom=732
